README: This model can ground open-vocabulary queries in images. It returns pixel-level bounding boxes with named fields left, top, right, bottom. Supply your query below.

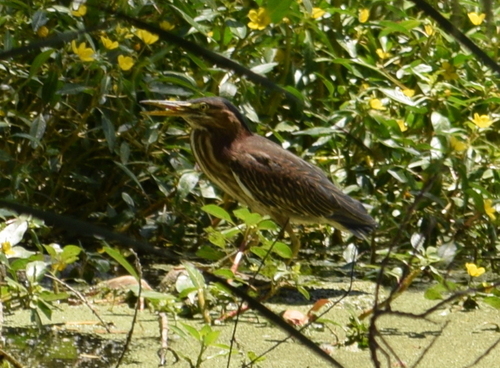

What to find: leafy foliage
left=0, top=0, right=499, bottom=323
left=1, top=1, right=500, bottom=367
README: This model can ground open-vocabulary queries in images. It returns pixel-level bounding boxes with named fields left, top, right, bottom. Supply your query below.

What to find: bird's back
left=229, top=135, right=377, bottom=238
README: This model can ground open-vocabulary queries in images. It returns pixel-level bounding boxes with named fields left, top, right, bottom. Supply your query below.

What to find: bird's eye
left=199, top=103, right=209, bottom=111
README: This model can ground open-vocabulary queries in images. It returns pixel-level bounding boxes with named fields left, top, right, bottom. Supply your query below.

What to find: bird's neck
left=191, top=126, right=251, bottom=159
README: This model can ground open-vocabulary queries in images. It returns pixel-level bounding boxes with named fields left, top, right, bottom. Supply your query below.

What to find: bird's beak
left=140, top=100, right=192, bottom=116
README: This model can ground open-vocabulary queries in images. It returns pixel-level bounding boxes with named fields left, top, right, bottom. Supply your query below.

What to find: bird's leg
left=285, top=223, right=301, bottom=264
left=230, top=225, right=257, bottom=274
left=230, top=245, right=245, bottom=274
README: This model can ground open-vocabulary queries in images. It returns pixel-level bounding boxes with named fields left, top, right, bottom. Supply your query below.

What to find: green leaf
left=61, top=245, right=82, bottom=262
left=26, top=261, right=47, bottom=282
left=32, top=10, right=48, bottom=31
left=119, top=142, right=130, bottom=164
left=170, top=5, right=210, bottom=34
left=388, top=169, right=408, bottom=183
left=101, top=114, right=116, bottom=152
left=247, top=351, right=266, bottom=363
left=297, top=285, right=310, bottom=300
left=29, top=49, right=54, bottom=78
left=61, top=245, right=82, bottom=264
left=249, top=246, right=269, bottom=259
left=379, top=20, right=414, bottom=37
left=424, top=286, right=443, bottom=300
left=29, top=114, right=46, bottom=149
left=267, top=0, right=294, bottom=23
left=114, top=162, right=145, bottom=194
left=272, top=241, right=292, bottom=259
left=39, top=291, right=70, bottom=302
left=43, top=244, right=57, bottom=257
left=212, top=268, right=234, bottom=279
left=183, top=262, right=205, bottom=289
left=36, top=299, right=53, bottom=320
left=104, top=247, right=138, bottom=279
left=430, top=112, right=451, bottom=134
left=201, top=204, right=234, bottom=224
left=196, top=245, right=226, bottom=261
left=11, top=133, right=42, bottom=147
left=226, top=19, right=246, bottom=39
left=379, top=88, right=417, bottom=106
left=181, top=323, right=201, bottom=341
left=121, top=192, right=135, bottom=208
left=140, top=290, right=176, bottom=301
left=56, top=83, right=91, bottom=95
left=206, top=227, right=226, bottom=248
left=251, top=63, right=278, bottom=75
left=177, top=171, right=200, bottom=200
left=257, top=219, right=278, bottom=230
left=203, top=330, right=220, bottom=346
left=483, top=296, right=500, bottom=309
left=233, top=208, right=261, bottom=226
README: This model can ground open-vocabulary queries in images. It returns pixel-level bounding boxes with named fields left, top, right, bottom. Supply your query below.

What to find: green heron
left=141, top=97, right=376, bottom=261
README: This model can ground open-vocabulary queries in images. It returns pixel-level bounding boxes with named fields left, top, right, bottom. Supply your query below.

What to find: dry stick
left=358, top=268, right=422, bottom=321
left=157, top=312, right=168, bottom=366
left=45, top=274, right=111, bottom=333
left=0, top=25, right=107, bottom=60
left=0, top=348, right=25, bottom=368
left=114, top=249, right=143, bottom=368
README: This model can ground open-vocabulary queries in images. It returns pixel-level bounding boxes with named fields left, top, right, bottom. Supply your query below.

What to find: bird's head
left=141, top=97, right=251, bottom=133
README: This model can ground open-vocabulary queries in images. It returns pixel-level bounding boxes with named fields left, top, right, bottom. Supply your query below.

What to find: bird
left=141, top=97, right=376, bottom=262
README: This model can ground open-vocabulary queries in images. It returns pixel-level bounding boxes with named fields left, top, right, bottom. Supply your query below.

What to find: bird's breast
left=190, top=130, right=252, bottom=206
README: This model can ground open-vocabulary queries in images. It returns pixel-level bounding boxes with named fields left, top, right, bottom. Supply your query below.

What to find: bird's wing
left=229, top=136, right=376, bottom=238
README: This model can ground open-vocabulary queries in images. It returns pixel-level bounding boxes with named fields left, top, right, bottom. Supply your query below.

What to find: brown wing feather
left=229, top=135, right=376, bottom=238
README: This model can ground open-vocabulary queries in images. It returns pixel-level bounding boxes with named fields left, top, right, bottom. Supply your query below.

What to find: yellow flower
left=136, top=29, right=159, bottom=44
left=424, top=24, right=434, bottom=36
left=72, top=5, right=87, bottom=17
left=484, top=199, right=496, bottom=220
left=248, top=7, right=271, bottom=30
left=116, top=25, right=134, bottom=39
left=376, top=48, right=391, bottom=59
left=450, top=136, right=468, bottom=151
left=396, top=119, right=408, bottom=132
left=466, top=263, right=485, bottom=277
left=101, top=36, right=119, bottom=50
left=37, top=26, right=49, bottom=38
left=441, top=61, right=458, bottom=80
left=359, top=9, right=369, bottom=23
left=71, top=40, right=95, bottom=62
left=311, top=7, right=326, bottom=19
left=369, top=98, right=385, bottom=110
left=160, top=21, right=175, bottom=31
left=471, top=113, right=493, bottom=128
left=402, top=89, right=415, bottom=98
left=1, top=241, right=14, bottom=256
left=118, top=55, right=134, bottom=71
left=468, top=12, right=485, bottom=26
